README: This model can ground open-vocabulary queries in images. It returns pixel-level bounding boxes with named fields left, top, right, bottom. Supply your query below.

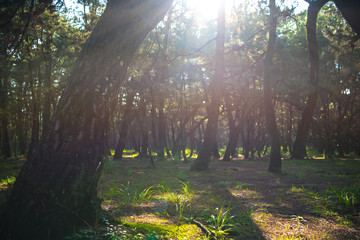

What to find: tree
left=292, top=0, right=328, bottom=159
left=0, top=0, right=173, bottom=239
left=334, top=0, right=360, bottom=37
left=191, top=0, right=225, bottom=171
left=113, top=91, right=136, bottom=160
left=264, top=0, right=281, bottom=173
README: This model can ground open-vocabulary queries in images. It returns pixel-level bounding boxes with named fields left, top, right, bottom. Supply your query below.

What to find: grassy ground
left=1, top=153, right=360, bottom=239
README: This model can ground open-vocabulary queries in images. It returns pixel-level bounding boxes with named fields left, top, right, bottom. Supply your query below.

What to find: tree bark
left=292, top=0, right=327, bottom=159
left=0, top=0, right=173, bottom=239
left=191, top=0, right=225, bottom=171
left=264, top=0, right=282, bottom=173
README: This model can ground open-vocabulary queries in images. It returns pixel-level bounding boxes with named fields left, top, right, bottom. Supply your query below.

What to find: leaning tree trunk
left=292, top=0, right=327, bottom=159
left=0, top=0, right=173, bottom=239
left=191, top=0, right=225, bottom=171
left=264, top=0, right=282, bottom=173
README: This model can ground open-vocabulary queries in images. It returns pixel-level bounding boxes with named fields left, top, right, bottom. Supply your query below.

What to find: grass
left=209, top=203, right=234, bottom=239
left=327, top=181, right=360, bottom=211
left=118, top=219, right=203, bottom=240
left=2, top=152, right=360, bottom=239
left=0, top=175, right=16, bottom=190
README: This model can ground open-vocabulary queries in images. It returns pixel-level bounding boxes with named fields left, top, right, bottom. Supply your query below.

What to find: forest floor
left=1, top=154, right=360, bottom=239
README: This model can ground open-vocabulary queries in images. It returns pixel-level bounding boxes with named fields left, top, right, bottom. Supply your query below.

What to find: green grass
left=118, top=220, right=203, bottom=239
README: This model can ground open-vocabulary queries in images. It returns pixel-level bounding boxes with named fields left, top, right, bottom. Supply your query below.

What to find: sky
left=186, top=0, right=309, bottom=20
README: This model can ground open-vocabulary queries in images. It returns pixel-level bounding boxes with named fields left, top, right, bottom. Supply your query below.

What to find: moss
left=118, top=219, right=202, bottom=239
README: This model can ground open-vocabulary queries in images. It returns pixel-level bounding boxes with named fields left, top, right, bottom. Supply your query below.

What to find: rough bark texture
left=292, top=0, right=327, bottom=159
left=191, top=0, right=225, bottom=171
left=264, top=0, right=282, bottom=173
left=0, top=0, right=173, bottom=239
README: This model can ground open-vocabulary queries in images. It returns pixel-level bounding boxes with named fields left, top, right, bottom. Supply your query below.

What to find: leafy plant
left=176, top=201, right=191, bottom=221
left=328, top=182, right=360, bottom=211
left=179, top=180, right=193, bottom=199
left=118, top=182, right=156, bottom=204
left=204, top=203, right=234, bottom=239
left=0, top=175, right=16, bottom=188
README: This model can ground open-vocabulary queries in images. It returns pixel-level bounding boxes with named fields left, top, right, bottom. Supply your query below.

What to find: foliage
left=118, top=182, right=157, bottom=204
left=0, top=176, right=16, bottom=186
left=328, top=181, right=360, bottom=211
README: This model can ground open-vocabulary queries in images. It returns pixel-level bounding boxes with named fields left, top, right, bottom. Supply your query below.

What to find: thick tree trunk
left=292, top=0, right=327, bottom=159
left=191, top=0, right=225, bottom=171
left=264, top=0, right=282, bottom=173
left=0, top=0, right=173, bottom=239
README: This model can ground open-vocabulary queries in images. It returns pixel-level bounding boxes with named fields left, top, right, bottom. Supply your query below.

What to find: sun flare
left=186, top=0, right=220, bottom=20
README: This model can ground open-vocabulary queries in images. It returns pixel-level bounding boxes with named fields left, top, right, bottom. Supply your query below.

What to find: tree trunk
left=157, top=8, right=173, bottom=159
left=334, top=0, right=360, bottom=37
left=150, top=88, right=159, bottom=149
left=191, top=0, right=225, bottom=171
left=113, top=92, right=136, bottom=160
left=0, top=44, right=11, bottom=158
left=223, top=125, right=240, bottom=161
left=0, top=1, right=173, bottom=239
left=292, top=0, right=327, bottom=159
left=42, top=33, right=53, bottom=135
left=27, top=50, right=40, bottom=159
left=287, top=103, right=293, bottom=155
left=212, top=137, right=221, bottom=159
left=138, top=94, right=150, bottom=159
left=264, top=0, right=282, bottom=173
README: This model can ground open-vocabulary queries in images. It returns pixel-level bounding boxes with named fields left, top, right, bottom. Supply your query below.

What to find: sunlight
left=186, top=0, right=220, bottom=20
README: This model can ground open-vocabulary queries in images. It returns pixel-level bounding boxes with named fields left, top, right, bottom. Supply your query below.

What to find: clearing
left=1, top=155, right=360, bottom=239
